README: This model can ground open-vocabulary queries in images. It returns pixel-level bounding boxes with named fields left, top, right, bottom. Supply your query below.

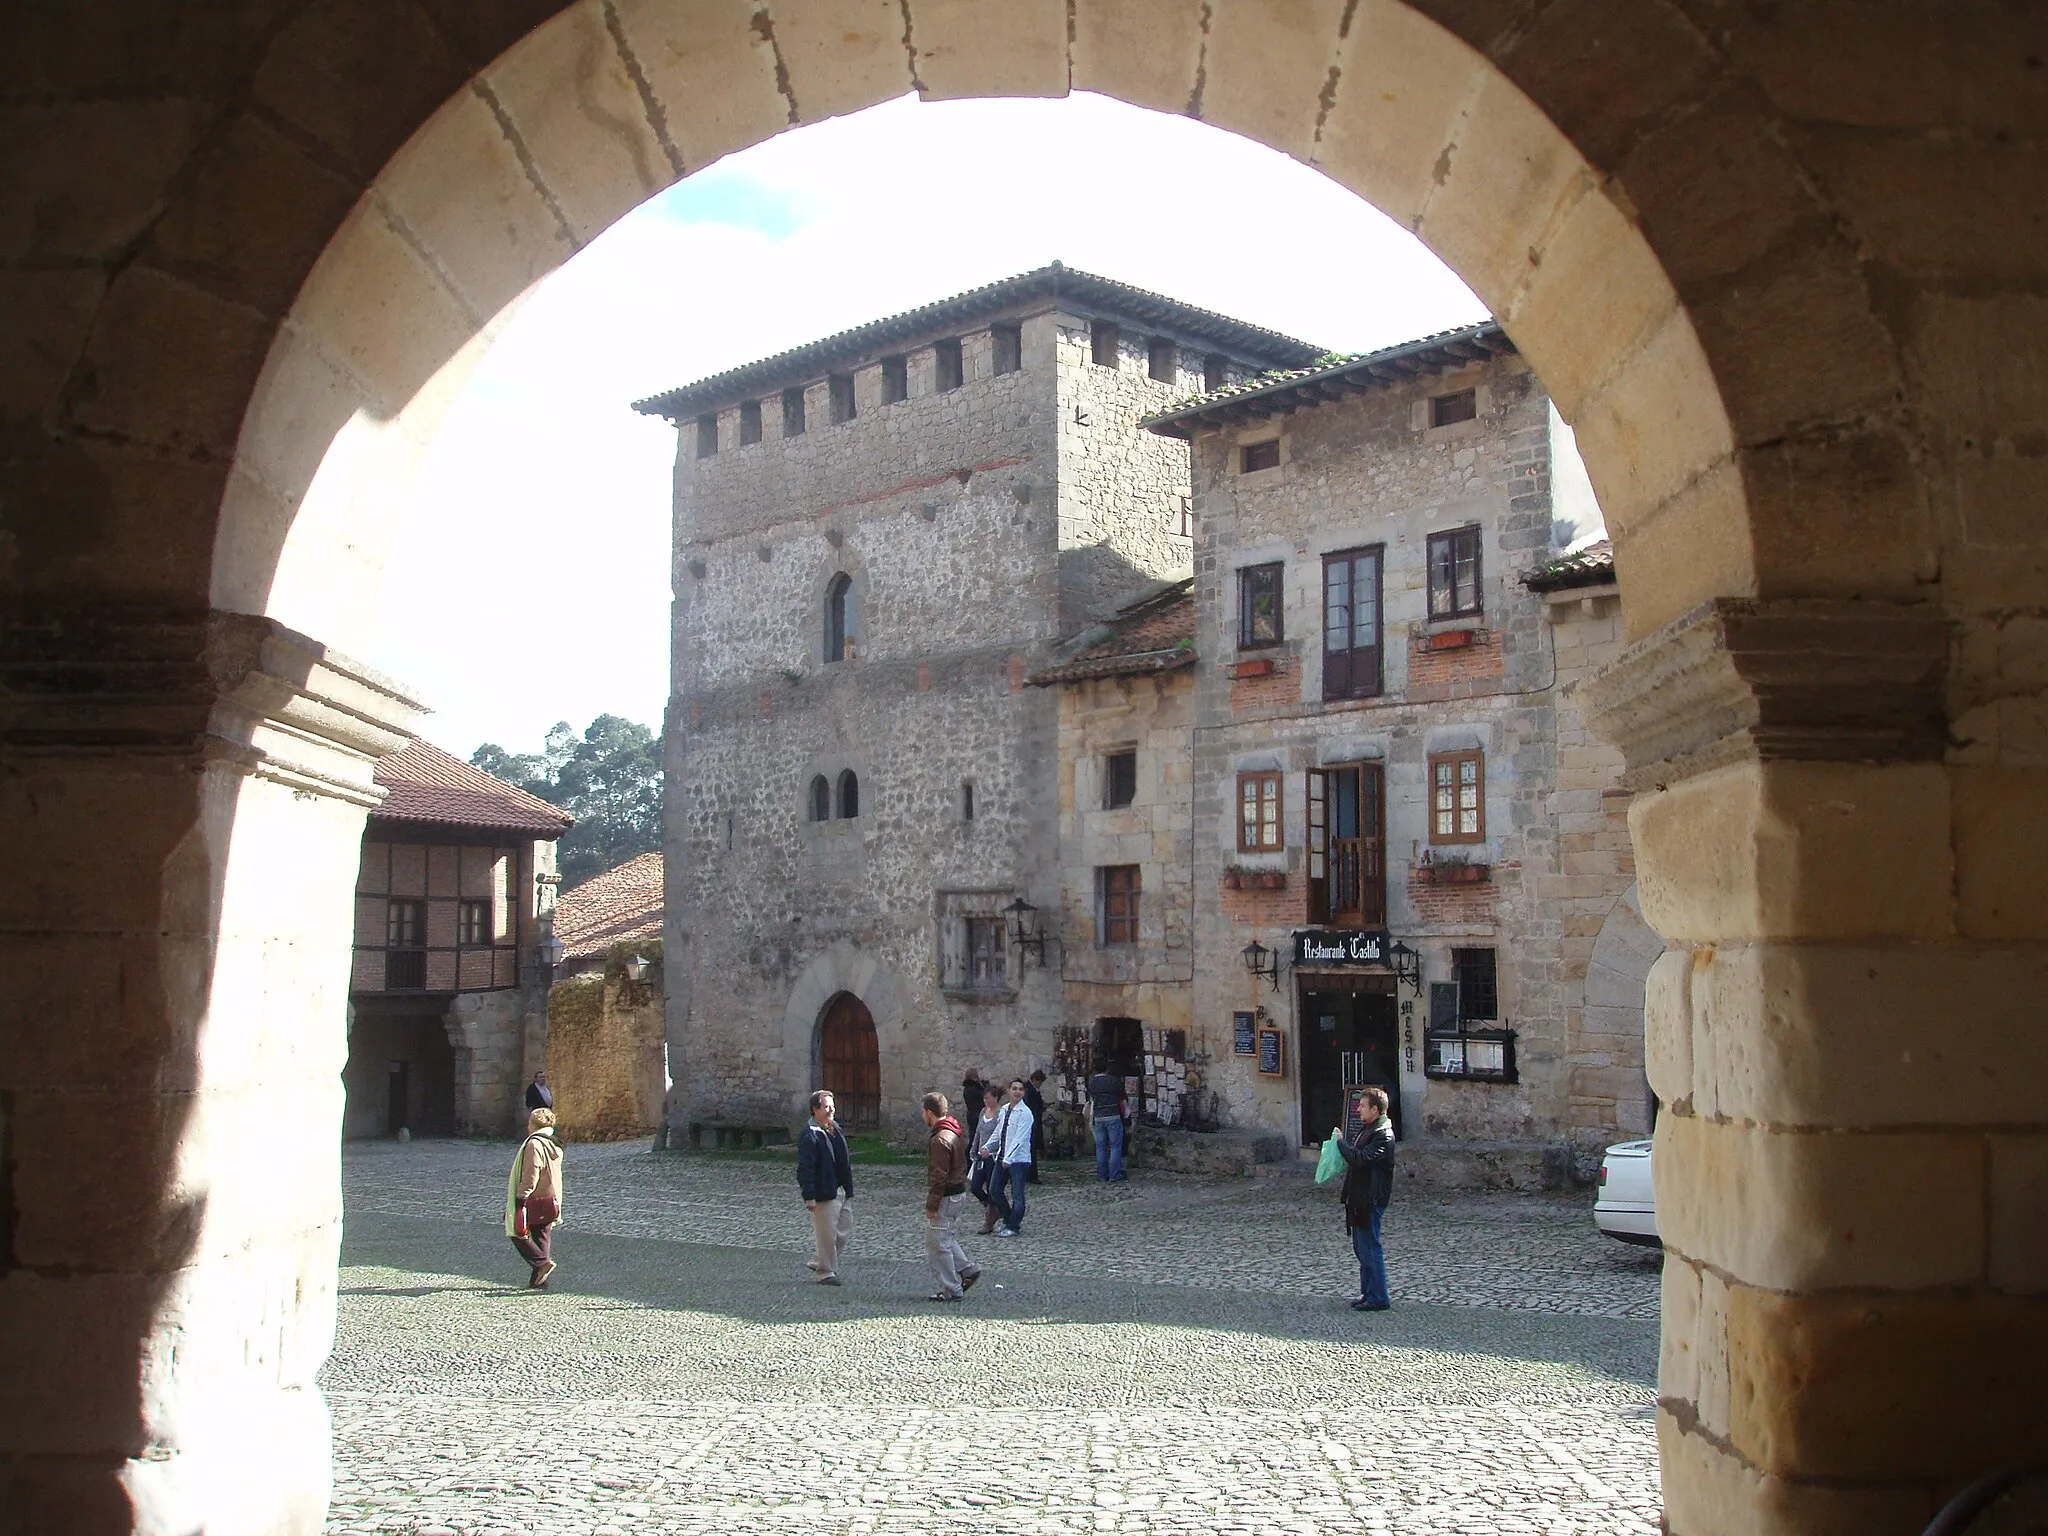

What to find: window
left=808, top=774, right=831, bottom=822
left=1148, top=337, right=1176, bottom=383
left=829, top=373, right=856, bottom=425
left=1238, top=771, right=1282, bottom=852
left=1429, top=750, right=1485, bottom=843
left=1240, top=439, right=1280, bottom=474
left=1321, top=547, right=1384, bottom=700
left=1238, top=561, right=1284, bottom=647
left=1453, top=947, right=1498, bottom=1020
left=934, top=338, right=964, bottom=392
left=837, top=768, right=859, bottom=819
left=991, top=324, right=1022, bottom=375
left=385, top=899, right=426, bottom=990
left=782, top=386, right=806, bottom=436
left=1103, top=749, right=1137, bottom=810
left=1431, top=387, right=1477, bottom=427
left=881, top=354, right=908, bottom=404
left=695, top=413, right=717, bottom=458
left=1204, top=354, right=1229, bottom=392
left=738, top=399, right=762, bottom=445
left=1306, top=764, right=1386, bottom=926
left=458, top=900, right=491, bottom=946
left=1099, top=865, right=1140, bottom=945
left=1427, top=526, right=1483, bottom=619
left=1092, top=320, right=1120, bottom=368
left=387, top=899, right=424, bottom=948
left=966, top=916, right=1006, bottom=989
left=825, top=572, right=855, bottom=662
left=962, top=780, right=975, bottom=822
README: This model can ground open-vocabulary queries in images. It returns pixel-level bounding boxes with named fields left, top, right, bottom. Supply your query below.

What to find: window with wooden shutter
left=1302, top=765, right=1384, bottom=925
left=1238, top=772, right=1282, bottom=852
left=1429, top=750, right=1485, bottom=843
left=1427, top=526, right=1484, bottom=619
left=1321, top=547, right=1383, bottom=700
left=966, top=917, right=1007, bottom=988
left=1099, top=865, right=1140, bottom=945
left=1305, top=765, right=1384, bottom=925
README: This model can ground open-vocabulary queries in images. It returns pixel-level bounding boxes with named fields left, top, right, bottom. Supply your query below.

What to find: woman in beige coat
left=505, top=1107, right=565, bottom=1287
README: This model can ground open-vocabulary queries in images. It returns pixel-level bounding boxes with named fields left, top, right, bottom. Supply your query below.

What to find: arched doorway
left=817, top=992, right=880, bottom=1132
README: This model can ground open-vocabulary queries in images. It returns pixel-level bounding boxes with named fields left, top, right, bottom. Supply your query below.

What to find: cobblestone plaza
left=328, top=1142, right=1661, bottom=1534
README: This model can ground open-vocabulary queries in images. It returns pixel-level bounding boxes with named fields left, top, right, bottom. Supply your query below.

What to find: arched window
left=807, top=774, right=830, bottom=823
left=825, top=572, right=856, bottom=662
left=837, top=769, right=859, bottom=820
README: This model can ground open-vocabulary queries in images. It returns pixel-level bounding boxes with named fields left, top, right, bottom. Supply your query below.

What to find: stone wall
left=546, top=958, right=666, bottom=1142
left=1047, top=665, right=1198, bottom=1117
left=445, top=986, right=547, bottom=1138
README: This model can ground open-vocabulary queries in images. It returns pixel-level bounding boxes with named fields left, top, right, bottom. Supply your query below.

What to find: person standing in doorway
left=920, top=1091, right=980, bottom=1302
left=1086, top=1055, right=1128, bottom=1182
left=970, top=1084, right=1004, bottom=1235
left=524, top=1069, right=552, bottom=1112
left=797, top=1089, right=854, bottom=1286
left=1023, top=1070, right=1049, bottom=1183
left=1334, top=1084, right=1396, bottom=1312
left=990, top=1078, right=1034, bottom=1238
left=505, top=1106, right=564, bottom=1288
left=960, top=1067, right=985, bottom=1135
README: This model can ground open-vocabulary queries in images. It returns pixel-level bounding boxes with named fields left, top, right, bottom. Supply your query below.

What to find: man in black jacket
left=797, top=1089, right=854, bottom=1285
left=1333, top=1085, right=1396, bottom=1311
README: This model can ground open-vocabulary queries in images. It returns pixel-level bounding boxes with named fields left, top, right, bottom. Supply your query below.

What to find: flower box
left=1223, top=868, right=1287, bottom=891
left=1426, top=628, right=1478, bottom=651
left=1420, top=860, right=1490, bottom=886
left=1228, top=657, right=1279, bottom=679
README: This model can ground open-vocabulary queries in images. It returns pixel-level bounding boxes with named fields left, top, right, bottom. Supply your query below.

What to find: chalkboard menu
left=1232, top=1011, right=1257, bottom=1055
left=1256, top=1027, right=1284, bottom=1077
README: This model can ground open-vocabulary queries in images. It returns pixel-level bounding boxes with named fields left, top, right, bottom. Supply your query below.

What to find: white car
left=1594, top=1138, right=1659, bottom=1246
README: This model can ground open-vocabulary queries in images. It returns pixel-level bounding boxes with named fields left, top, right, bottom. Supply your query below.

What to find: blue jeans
left=1092, top=1116, right=1125, bottom=1181
left=993, top=1162, right=1030, bottom=1232
left=1351, top=1206, right=1390, bottom=1308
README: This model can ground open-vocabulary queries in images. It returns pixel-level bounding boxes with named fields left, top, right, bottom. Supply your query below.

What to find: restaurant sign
left=1293, top=928, right=1392, bottom=967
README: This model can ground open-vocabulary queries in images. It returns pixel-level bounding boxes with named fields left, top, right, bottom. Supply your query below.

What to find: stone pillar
left=0, top=610, right=421, bottom=1534
left=1583, top=599, right=2048, bottom=1534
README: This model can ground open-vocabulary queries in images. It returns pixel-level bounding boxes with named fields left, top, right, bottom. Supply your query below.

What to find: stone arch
left=215, top=0, right=1756, bottom=662
left=1568, top=883, right=1665, bottom=1172
left=780, top=942, right=909, bottom=1121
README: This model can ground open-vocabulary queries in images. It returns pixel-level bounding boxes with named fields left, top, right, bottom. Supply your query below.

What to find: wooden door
left=819, top=992, right=880, bottom=1130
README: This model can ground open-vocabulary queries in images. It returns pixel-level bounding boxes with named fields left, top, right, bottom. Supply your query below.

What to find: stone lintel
left=1575, top=598, right=1949, bottom=789
left=0, top=606, right=427, bottom=806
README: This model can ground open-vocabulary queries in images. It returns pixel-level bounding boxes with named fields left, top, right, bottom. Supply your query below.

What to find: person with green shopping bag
left=1331, top=1085, right=1396, bottom=1312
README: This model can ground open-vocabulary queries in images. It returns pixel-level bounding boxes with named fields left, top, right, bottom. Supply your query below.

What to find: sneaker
left=816, top=1273, right=842, bottom=1286
left=925, top=1291, right=963, bottom=1302
left=1351, top=1299, right=1389, bottom=1312
left=960, top=1270, right=982, bottom=1293
left=532, top=1260, right=556, bottom=1288
left=993, top=1227, right=1017, bottom=1239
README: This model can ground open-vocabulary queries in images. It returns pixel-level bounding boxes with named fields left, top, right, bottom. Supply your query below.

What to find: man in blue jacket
left=797, top=1089, right=854, bottom=1285
left=1333, top=1084, right=1396, bottom=1311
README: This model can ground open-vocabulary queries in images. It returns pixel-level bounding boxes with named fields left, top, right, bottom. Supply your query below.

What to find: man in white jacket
left=990, top=1077, right=1035, bottom=1238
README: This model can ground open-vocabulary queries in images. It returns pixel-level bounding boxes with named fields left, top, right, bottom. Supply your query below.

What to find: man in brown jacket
left=920, top=1091, right=981, bottom=1302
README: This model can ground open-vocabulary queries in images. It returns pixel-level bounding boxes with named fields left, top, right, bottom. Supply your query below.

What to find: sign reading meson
left=1293, top=928, right=1392, bottom=967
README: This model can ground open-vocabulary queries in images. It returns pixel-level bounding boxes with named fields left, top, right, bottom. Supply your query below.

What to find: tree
left=472, top=715, right=660, bottom=888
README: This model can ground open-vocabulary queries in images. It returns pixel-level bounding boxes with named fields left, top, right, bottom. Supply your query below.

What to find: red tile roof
left=1522, top=539, right=1617, bottom=592
left=370, top=741, right=573, bottom=837
left=1030, top=581, right=1197, bottom=685
left=553, top=852, right=664, bottom=962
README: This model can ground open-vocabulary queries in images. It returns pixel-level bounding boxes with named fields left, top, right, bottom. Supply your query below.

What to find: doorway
left=1298, top=977, right=1400, bottom=1145
left=819, top=991, right=881, bottom=1131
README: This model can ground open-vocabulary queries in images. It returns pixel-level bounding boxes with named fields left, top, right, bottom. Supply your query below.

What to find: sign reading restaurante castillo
left=1293, top=929, right=1392, bottom=967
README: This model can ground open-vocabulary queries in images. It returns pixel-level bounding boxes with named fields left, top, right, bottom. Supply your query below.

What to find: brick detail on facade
left=1404, top=627, right=1506, bottom=700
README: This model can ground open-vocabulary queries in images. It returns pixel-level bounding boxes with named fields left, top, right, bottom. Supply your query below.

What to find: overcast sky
left=370, top=92, right=1600, bottom=760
